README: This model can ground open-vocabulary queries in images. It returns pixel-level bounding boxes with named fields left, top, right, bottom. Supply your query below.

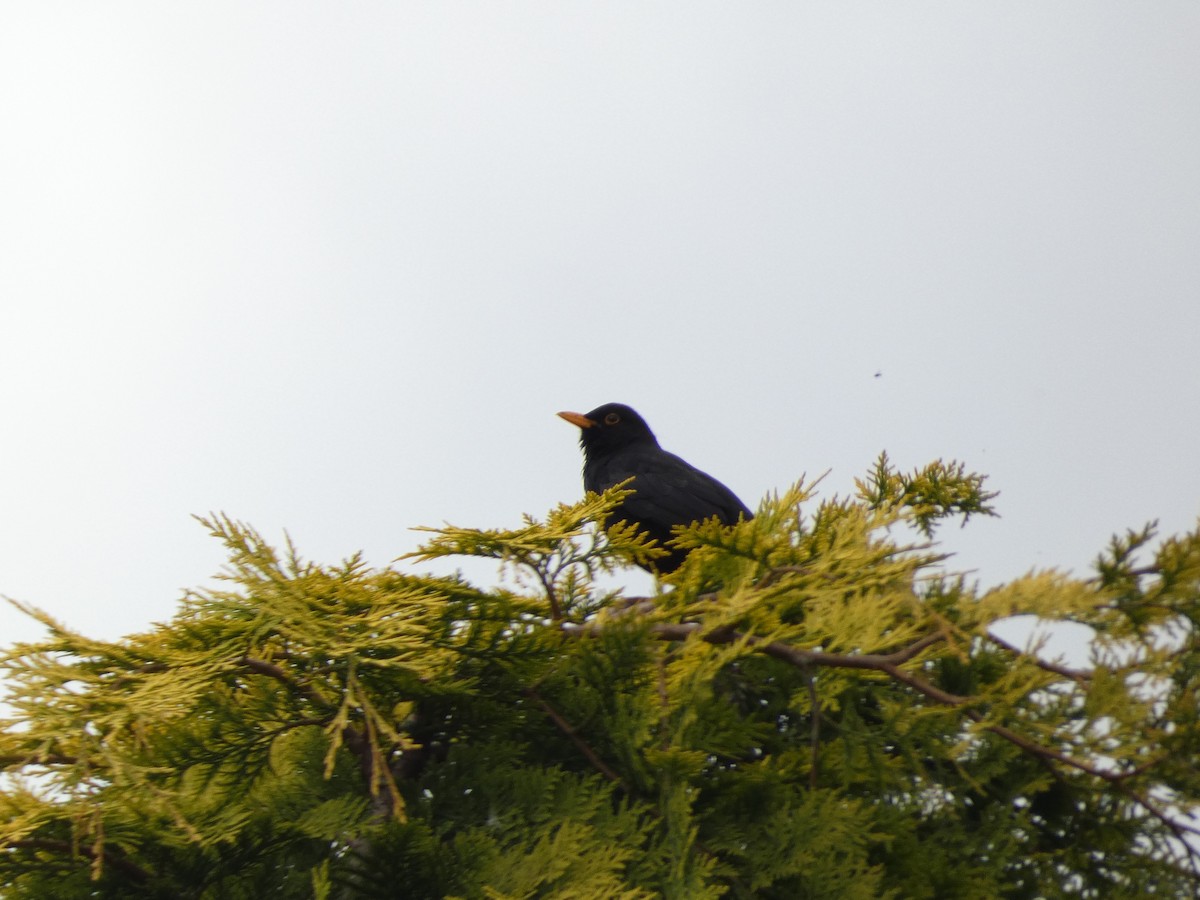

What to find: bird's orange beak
left=557, top=411, right=596, bottom=428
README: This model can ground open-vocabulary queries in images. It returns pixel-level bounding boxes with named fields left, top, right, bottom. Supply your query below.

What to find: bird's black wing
left=589, top=448, right=751, bottom=532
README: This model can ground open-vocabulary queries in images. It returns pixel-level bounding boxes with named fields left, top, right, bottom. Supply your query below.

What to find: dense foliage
left=2, top=455, right=1198, bottom=898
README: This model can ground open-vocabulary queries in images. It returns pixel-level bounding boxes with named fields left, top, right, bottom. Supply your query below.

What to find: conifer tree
left=2, top=455, right=1198, bottom=897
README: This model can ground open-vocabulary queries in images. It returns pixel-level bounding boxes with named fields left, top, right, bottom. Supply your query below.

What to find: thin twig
left=524, top=688, right=625, bottom=787
left=533, top=567, right=562, bottom=621
left=1117, top=785, right=1200, bottom=879
left=971, top=716, right=1121, bottom=782
left=987, top=632, right=1092, bottom=682
left=6, top=838, right=151, bottom=883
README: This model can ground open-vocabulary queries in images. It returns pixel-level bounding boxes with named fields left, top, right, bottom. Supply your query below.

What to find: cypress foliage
left=2, top=456, right=1199, bottom=897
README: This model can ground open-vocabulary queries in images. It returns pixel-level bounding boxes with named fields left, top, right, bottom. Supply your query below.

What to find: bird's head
left=557, top=403, right=659, bottom=457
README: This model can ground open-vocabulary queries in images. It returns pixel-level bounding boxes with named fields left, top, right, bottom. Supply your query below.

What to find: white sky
left=2, top=4, right=1198, bottom=657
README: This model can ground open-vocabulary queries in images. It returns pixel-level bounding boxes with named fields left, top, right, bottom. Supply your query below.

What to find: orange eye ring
left=604, top=412, right=621, bottom=425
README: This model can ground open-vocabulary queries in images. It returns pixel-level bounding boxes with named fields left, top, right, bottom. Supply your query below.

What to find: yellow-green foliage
left=2, top=456, right=1198, bottom=898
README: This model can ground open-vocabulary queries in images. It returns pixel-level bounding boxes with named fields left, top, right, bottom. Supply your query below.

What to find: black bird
left=558, top=402, right=752, bottom=574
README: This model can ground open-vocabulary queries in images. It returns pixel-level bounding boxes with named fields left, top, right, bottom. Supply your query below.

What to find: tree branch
left=647, top=623, right=965, bottom=704
left=6, top=838, right=150, bottom=883
left=1115, top=784, right=1200, bottom=878
left=0, top=753, right=78, bottom=769
left=524, top=688, right=625, bottom=787
left=573, top=616, right=1199, bottom=858
left=987, top=632, right=1092, bottom=682
left=236, top=655, right=329, bottom=708
left=534, top=567, right=562, bottom=621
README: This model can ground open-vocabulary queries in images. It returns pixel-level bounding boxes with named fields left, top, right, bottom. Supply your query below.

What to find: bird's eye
left=604, top=412, right=621, bottom=425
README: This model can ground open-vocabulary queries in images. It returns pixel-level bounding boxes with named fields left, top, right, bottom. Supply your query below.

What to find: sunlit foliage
left=2, top=457, right=1198, bottom=897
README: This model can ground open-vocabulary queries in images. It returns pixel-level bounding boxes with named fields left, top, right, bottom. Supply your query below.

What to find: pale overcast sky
left=2, top=4, right=1198, bottom=655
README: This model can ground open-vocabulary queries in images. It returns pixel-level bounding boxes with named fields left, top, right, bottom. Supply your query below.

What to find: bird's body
left=558, top=403, right=751, bottom=573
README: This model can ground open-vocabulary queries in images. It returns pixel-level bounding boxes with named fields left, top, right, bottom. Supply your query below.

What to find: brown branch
left=0, top=753, right=79, bottom=769
left=1116, top=784, right=1200, bottom=880
left=972, top=716, right=1121, bottom=782
left=236, top=656, right=329, bottom=708
left=647, top=623, right=964, bottom=704
left=534, top=568, right=563, bottom=621
left=1114, top=754, right=1174, bottom=783
left=582, top=616, right=1198, bottom=857
left=6, top=838, right=150, bottom=883
left=987, top=632, right=1092, bottom=682
left=524, top=688, right=625, bottom=787
left=646, top=621, right=1164, bottom=784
